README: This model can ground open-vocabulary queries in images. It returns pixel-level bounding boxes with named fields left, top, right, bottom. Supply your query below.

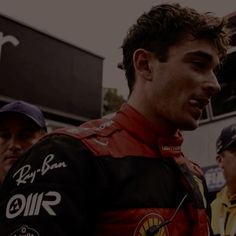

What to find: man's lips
left=189, top=98, right=209, bottom=110
left=188, top=98, right=209, bottom=120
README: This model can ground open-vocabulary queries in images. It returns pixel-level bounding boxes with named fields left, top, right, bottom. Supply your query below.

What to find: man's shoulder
left=39, top=117, right=122, bottom=156
left=45, top=117, right=119, bottom=140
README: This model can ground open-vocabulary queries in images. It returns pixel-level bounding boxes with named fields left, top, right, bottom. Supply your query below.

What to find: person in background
left=211, top=123, right=236, bottom=236
left=0, top=3, right=230, bottom=236
left=0, top=100, right=47, bottom=184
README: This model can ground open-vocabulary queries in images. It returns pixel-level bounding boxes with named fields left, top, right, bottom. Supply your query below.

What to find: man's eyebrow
left=186, top=51, right=214, bottom=61
left=185, top=50, right=220, bottom=68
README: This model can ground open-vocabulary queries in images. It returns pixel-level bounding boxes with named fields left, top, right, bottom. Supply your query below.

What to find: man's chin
left=179, top=119, right=200, bottom=131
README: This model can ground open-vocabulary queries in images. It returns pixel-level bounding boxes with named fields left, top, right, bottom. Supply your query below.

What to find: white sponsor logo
left=10, top=224, right=40, bottom=236
left=6, top=191, right=61, bottom=219
left=161, top=145, right=181, bottom=151
left=13, top=154, right=67, bottom=186
left=0, top=32, right=20, bottom=61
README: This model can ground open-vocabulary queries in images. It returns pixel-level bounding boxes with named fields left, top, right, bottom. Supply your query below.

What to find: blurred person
left=0, top=100, right=47, bottom=184
left=211, top=123, right=236, bottom=236
left=0, top=3, right=230, bottom=236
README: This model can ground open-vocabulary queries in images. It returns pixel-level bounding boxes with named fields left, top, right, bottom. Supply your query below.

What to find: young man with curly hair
left=0, top=3, right=230, bottom=236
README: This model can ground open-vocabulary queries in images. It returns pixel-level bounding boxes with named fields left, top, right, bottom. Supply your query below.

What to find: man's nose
left=203, top=73, right=221, bottom=96
left=8, top=136, right=22, bottom=152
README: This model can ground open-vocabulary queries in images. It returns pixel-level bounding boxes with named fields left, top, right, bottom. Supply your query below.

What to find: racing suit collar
left=113, top=103, right=184, bottom=158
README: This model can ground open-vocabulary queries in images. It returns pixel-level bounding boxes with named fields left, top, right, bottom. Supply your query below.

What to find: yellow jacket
left=211, top=186, right=236, bottom=236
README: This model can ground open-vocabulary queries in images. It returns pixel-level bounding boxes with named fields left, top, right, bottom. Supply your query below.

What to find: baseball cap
left=0, top=100, right=46, bottom=130
left=216, top=123, right=236, bottom=154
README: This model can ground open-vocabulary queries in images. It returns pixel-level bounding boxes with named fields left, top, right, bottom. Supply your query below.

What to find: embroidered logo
left=13, top=154, right=67, bottom=186
left=6, top=191, right=61, bottom=219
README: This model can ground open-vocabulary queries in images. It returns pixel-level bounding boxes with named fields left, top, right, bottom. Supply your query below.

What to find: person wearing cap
left=211, top=123, right=236, bottom=236
left=0, top=100, right=47, bottom=184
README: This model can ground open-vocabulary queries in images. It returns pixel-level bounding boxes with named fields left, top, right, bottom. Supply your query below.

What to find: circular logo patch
left=10, top=225, right=40, bottom=236
left=134, top=213, right=169, bottom=236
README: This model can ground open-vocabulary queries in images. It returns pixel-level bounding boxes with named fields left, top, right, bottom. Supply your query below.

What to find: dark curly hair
left=121, top=3, right=230, bottom=93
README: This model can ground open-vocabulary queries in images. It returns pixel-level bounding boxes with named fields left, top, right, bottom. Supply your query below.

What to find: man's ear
left=133, top=49, right=154, bottom=81
left=216, top=154, right=224, bottom=168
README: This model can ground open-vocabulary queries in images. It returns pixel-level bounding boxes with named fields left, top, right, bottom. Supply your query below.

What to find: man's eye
left=192, top=61, right=206, bottom=69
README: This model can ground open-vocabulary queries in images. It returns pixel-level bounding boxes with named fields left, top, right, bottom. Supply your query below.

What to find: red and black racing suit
left=0, top=103, right=211, bottom=235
